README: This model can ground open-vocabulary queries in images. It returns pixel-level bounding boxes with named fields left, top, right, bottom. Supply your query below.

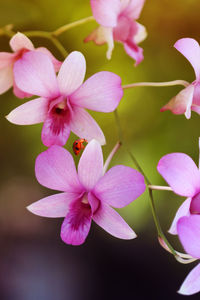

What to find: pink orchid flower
left=27, top=140, right=146, bottom=245
left=157, top=142, right=200, bottom=235
left=85, top=0, right=147, bottom=66
left=177, top=215, right=200, bottom=295
left=161, top=38, right=200, bottom=119
left=0, top=32, right=61, bottom=98
left=6, top=51, right=123, bottom=147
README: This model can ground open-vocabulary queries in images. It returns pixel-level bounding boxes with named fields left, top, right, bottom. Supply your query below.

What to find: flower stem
left=22, top=31, right=68, bottom=58
left=113, top=109, right=180, bottom=260
left=148, top=185, right=173, bottom=191
left=53, top=16, right=95, bottom=36
left=122, top=80, right=189, bottom=89
left=103, top=141, right=121, bottom=174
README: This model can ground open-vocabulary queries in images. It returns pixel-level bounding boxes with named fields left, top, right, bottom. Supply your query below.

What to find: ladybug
left=73, top=138, right=88, bottom=155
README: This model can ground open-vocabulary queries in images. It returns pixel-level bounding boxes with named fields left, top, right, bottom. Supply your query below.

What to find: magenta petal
left=177, top=215, right=200, bottom=258
left=93, top=203, right=136, bottom=239
left=174, top=38, right=200, bottom=80
left=168, top=198, right=191, bottom=235
left=14, top=51, right=59, bottom=98
left=70, top=106, right=105, bottom=145
left=0, top=66, right=13, bottom=94
left=157, top=153, right=200, bottom=197
left=91, top=0, right=121, bottom=27
left=60, top=201, right=92, bottom=245
left=6, top=97, right=48, bottom=125
left=178, top=263, right=200, bottom=295
left=94, top=165, right=145, bottom=208
left=190, top=193, right=200, bottom=214
left=124, top=42, right=144, bottom=66
left=57, top=51, right=86, bottom=95
left=78, top=140, right=103, bottom=191
left=35, top=145, right=82, bottom=193
left=70, top=71, right=123, bottom=112
left=27, top=192, right=78, bottom=218
left=41, top=117, right=70, bottom=147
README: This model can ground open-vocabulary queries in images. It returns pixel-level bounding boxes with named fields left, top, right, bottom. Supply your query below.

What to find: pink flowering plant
left=85, top=0, right=147, bottom=65
left=1, top=0, right=200, bottom=297
left=28, top=140, right=145, bottom=245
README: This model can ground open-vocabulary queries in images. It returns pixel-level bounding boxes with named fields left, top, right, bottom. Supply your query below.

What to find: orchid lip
left=190, top=191, right=200, bottom=214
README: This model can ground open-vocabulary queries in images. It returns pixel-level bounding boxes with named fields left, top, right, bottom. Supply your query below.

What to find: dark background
left=0, top=0, right=200, bottom=299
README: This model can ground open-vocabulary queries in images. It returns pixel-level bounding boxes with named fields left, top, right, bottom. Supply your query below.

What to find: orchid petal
left=35, top=145, right=82, bottom=193
left=160, top=85, right=194, bottom=119
left=94, top=165, right=145, bottom=208
left=0, top=66, right=13, bottom=94
left=121, top=0, right=146, bottom=20
left=13, top=80, right=32, bottom=98
left=190, top=193, right=200, bottom=214
left=70, top=71, right=123, bottom=112
left=14, top=51, right=59, bottom=98
left=10, top=32, right=34, bottom=52
left=192, top=83, right=200, bottom=106
left=84, top=26, right=114, bottom=60
left=124, top=42, right=144, bottom=66
left=27, top=192, right=78, bottom=218
left=57, top=51, right=86, bottom=95
left=134, top=22, right=147, bottom=44
left=93, top=203, right=136, bottom=239
left=6, top=97, right=48, bottom=125
left=78, top=139, right=103, bottom=191
left=41, top=117, right=71, bottom=147
left=174, top=38, right=200, bottom=80
left=61, top=200, right=92, bottom=245
left=157, top=153, right=200, bottom=197
left=178, top=263, right=200, bottom=295
left=177, top=215, right=200, bottom=258
left=70, top=106, right=105, bottom=145
left=36, top=47, right=61, bottom=72
left=168, top=198, right=191, bottom=235
left=91, top=0, right=121, bottom=27
left=0, top=52, right=15, bottom=68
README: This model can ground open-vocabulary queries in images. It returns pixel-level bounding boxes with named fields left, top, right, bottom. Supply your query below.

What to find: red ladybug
left=73, top=138, right=88, bottom=155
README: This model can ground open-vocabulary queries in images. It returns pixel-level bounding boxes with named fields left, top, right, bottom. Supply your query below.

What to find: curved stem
left=50, top=36, right=68, bottom=58
left=113, top=109, right=180, bottom=259
left=122, top=80, right=189, bottom=89
left=148, top=185, right=173, bottom=191
left=103, top=141, right=121, bottom=174
left=23, top=31, right=68, bottom=58
left=53, top=16, right=95, bottom=36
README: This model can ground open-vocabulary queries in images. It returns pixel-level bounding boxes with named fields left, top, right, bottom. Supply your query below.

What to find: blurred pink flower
left=6, top=51, right=123, bottom=147
left=27, top=140, right=146, bottom=245
left=157, top=147, right=200, bottom=235
left=85, top=0, right=147, bottom=66
left=161, top=38, right=200, bottom=119
left=177, top=215, right=200, bottom=295
left=0, top=32, right=61, bottom=98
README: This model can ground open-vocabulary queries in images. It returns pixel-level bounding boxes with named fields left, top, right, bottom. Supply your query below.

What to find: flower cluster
left=1, top=0, right=200, bottom=297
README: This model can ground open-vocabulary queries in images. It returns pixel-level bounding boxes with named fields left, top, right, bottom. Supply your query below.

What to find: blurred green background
left=0, top=1, right=200, bottom=299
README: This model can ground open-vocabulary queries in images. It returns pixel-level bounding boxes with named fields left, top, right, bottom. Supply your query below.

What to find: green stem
left=53, top=16, right=95, bottom=36
left=50, top=36, right=68, bottom=58
left=113, top=109, right=178, bottom=259
left=23, top=31, right=68, bottom=58
left=122, top=80, right=189, bottom=89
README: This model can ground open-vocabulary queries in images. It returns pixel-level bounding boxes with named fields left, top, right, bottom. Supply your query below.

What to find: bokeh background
left=0, top=0, right=200, bottom=299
